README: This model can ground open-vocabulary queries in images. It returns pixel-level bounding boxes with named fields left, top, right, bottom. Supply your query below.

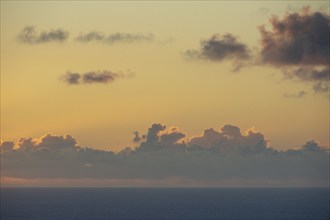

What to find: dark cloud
left=283, top=90, right=307, bottom=98
left=75, top=32, right=155, bottom=44
left=17, top=26, right=69, bottom=44
left=258, top=8, right=329, bottom=94
left=258, top=8, right=329, bottom=66
left=62, top=70, right=134, bottom=85
left=184, top=33, right=251, bottom=71
left=145, top=123, right=167, bottom=144
left=1, top=123, right=329, bottom=186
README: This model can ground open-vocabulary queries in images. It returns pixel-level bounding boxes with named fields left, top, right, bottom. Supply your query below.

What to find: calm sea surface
left=1, top=188, right=329, bottom=220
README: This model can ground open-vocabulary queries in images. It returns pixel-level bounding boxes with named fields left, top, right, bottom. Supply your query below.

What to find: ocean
left=1, top=188, right=329, bottom=220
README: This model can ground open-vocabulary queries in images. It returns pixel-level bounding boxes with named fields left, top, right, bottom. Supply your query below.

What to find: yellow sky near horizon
left=1, top=1, right=329, bottom=151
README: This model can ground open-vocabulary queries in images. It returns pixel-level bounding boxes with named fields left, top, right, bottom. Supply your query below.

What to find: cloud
left=185, top=34, right=250, bottom=61
left=282, top=67, right=329, bottom=94
left=145, top=123, right=167, bottom=144
left=62, top=70, right=134, bottom=85
left=0, top=141, right=14, bottom=153
left=16, top=27, right=156, bottom=45
left=187, top=124, right=268, bottom=154
left=258, top=8, right=329, bottom=66
left=282, top=66, right=329, bottom=94
left=182, top=7, right=328, bottom=93
left=75, top=32, right=105, bottom=42
left=17, top=26, right=69, bottom=44
left=258, top=7, right=329, bottom=93
left=62, top=72, right=81, bottom=84
left=283, top=67, right=329, bottom=82
left=133, top=131, right=146, bottom=143
left=136, top=123, right=184, bottom=152
left=184, top=33, right=251, bottom=71
left=159, top=127, right=186, bottom=145
left=313, top=82, right=328, bottom=93
left=283, top=90, right=307, bottom=98
left=75, top=32, right=155, bottom=44
left=1, top=123, right=329, bottom=186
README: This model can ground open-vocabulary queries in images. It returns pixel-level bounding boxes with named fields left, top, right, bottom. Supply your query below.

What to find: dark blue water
left=1, top=188, right=329, bottom=220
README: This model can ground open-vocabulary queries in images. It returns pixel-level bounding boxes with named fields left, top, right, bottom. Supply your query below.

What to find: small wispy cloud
left=61, top=70, right=134, bottom=85
left=283, top=67, right=329, bottom=94
left=17, top=26, right=69, bottom=44
left=313, top=82, right=329, bottom=94
left=75, top=32, right=155, bottom=44
left=283, top=67, right=329, bottom=82
left=283, top=90, right=307, bottom=98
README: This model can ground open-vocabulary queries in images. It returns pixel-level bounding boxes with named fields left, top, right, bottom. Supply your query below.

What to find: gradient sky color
left=1, top=1, right=329, bottom=153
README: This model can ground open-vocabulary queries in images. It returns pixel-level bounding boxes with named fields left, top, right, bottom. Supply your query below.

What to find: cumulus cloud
left=17, top=26, right=69, bottom=44
left=184, top=33, right=251, bottom=71
left=159, top=127, right=186, bottom=145
left=75, top=32, right=155, bottom=44
left=135, top=124, right=186, bottom=152
left=1, top=123, right=329, bottom=186
left=187, top=124, right=268, bottom=154
left=61, top=70, right=134, bottom=85
left=258, top=7, right=329, bottom=93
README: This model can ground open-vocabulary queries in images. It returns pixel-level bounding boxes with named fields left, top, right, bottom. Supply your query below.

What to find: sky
left=0, top=1, right=329, bottom=187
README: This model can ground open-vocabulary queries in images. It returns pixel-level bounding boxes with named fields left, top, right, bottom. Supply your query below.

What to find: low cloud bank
left=1, top=124, right=328, bottom=186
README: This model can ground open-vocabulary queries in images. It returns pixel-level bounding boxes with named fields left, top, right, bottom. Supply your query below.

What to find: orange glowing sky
left=1, top=1, right=329, bottom=151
